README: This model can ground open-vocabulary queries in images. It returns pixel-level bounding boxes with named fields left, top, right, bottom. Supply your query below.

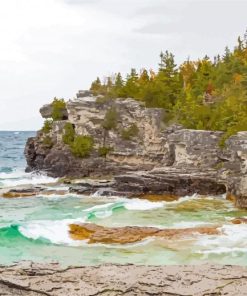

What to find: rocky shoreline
left=24, top=91, right=247, bottom=208
left=0, top=262, right=246, bottom=295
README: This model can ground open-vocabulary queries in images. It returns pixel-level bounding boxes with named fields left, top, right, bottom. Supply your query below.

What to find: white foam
left=37, top=193, right=82, bottom=200
left=195, top=224, right=247, bottom=255
left=171, top=221, right=214, bottom=229
left=197, top=247, right=247, bottom=255
left=83, top=199, right=164, bottom=216
left=0, top=169, right=57, bottom=187
left=83, top=203, right=115, bottom=212
left=124, top=199, right=164, bottom=211
left=19, top=218, right=86, bottom=246
left=92, top=237, right=156, bottom=249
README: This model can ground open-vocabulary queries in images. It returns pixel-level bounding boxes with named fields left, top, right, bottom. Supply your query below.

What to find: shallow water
left=0, top=131, right=247, bottom=267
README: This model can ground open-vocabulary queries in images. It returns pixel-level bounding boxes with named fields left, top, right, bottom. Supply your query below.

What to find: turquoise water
left=0, top=131, right=247, bottom=267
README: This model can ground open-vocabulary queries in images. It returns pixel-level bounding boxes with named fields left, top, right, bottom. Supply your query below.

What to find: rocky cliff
left=25, top=91, right=247, bottom=208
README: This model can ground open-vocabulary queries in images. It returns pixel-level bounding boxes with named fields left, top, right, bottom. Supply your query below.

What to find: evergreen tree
left=90, top=77, right=102, bottom=95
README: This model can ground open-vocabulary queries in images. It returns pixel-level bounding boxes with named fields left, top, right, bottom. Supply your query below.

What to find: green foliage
left=96, top=96, right=112, bottom=104
left=70, top=135, right=94, bottom=158
left=98, top=146, right=113, bottom=157
left=42, top=136, right=53, bottom=148
left=42, top=120, right=53, bottom=134
left=89, top=31, right=247, bottom=140
left=51, top=98, right=66, bottom=121
left=121, top=124, right=139, bottom=140
left=62, top=123, right=75, bottom=145
left=102, top=107, right=118, bottom=130
left=90, top=77, right=102, bottom=95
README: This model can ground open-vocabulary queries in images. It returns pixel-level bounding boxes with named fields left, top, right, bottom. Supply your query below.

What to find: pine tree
left=90, top=77, right=102, bottom=95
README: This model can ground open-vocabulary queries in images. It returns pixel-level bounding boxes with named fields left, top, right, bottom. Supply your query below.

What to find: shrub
left=42, top=120, right=53, bottom=134
left=63, top=123, right=75, bottom=145
left=121, top=123, right=139, bottom=140
left=70, top=135, right=94, bottom=158
left=96, top=96, right=112, bottom=104
left=98, top=146, right=113, bottom=157
left=42, top=136, right=53, bottom=148
left=102, top=107, right=118, bottom=130
left=51, top=98, right=66, bottom=121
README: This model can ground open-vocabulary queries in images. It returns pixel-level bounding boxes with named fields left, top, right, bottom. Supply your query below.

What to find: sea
left=0, top=131, right=246, bottom=267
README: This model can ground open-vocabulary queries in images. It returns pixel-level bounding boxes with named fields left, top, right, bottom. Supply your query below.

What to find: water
left=0, top=131, right=247, bottom=267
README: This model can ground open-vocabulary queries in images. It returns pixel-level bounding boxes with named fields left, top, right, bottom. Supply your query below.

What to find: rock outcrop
left=25, top=92, right=247, bottom=208
left=0, top=262, right=247, bottom=296
left=69, top=223, right=220, bottom=244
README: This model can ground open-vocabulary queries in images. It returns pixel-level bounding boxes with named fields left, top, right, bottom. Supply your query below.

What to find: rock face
left=114, top=168, right=226, bottom=197
left=25, top=93, right=247, bottom=208
left=0, top=262, right=246, bottom=296
left=25, top=96, right=169, bottom=177
left=40, top=104, right=68, bottom=120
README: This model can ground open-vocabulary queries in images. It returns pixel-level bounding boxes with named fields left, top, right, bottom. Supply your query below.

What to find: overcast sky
left=0, top=0, right=246, bottom=130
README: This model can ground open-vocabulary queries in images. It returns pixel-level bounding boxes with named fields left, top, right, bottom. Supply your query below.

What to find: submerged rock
left=69, top=223, right=220, bottom=244
left=2, top=186, right=68, bottom=198
left=231, top=217, right=247, bottom=224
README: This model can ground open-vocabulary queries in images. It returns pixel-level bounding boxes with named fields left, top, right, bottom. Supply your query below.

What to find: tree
left=113, top=73, right=125, bottom=97
left=51, top=98, right=66, bottom=121
left=71, top=135, right=94, bottom=158
left=123, top=68, right=139, bottom=98
left=90, top=77, right=102, bottom=95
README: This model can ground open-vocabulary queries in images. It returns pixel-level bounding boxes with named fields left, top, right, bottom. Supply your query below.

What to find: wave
left=1, top=217, right=246, bottom=251
left=0, top=224, right=48, bottom=245
left=0, top=220, right=151, bottom=247
left=83, top=194, right=229, bottom=222
left=195, top=224, right=247, bottom=255
left=0, top=167, right=13, bottom=174
left=170, top=221, right=215, bottom=229
left=0, top=169, right=58, bottom=187
left=18, top=218, right=87, bottom=246
left=84, top=199, right=165, bottom=220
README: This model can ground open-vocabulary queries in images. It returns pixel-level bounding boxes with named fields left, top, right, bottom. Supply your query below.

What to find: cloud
left=63, top=0, right=101, bottom=5
left=0, top=0, right=246, bottom=130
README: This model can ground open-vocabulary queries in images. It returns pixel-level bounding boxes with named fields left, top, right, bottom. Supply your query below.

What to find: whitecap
left=124, top=199, right=164, bottom=211
left=170, top=221, right=214, bottom=229
left=0, top=169, right=57, bottom=187
left=83, top=203, right=115, bottom=212
left=18, top=218, right=86, bottom=246
left=195, top=224, right=247, bottom=255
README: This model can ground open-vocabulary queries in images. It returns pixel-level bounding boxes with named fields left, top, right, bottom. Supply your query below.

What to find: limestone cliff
left=25, top=91, right=247, bottom=208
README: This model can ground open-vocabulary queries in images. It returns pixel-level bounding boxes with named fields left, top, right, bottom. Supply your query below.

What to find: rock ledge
left=0, top=262, right=246, bottom=295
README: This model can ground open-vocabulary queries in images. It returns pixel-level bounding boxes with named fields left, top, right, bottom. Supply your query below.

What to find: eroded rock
left=0, top=262, right=246, bottom=296
left=25, top=94, right=247, bottom=208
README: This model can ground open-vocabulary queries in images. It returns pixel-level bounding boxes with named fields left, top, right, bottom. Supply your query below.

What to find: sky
left=0, top=0, right=246, bottom=130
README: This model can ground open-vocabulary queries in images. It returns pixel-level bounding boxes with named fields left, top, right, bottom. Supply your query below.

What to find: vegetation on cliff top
left=51, top=98, right=66, bottom=121
left=90, top=33, right=247, bottom=142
